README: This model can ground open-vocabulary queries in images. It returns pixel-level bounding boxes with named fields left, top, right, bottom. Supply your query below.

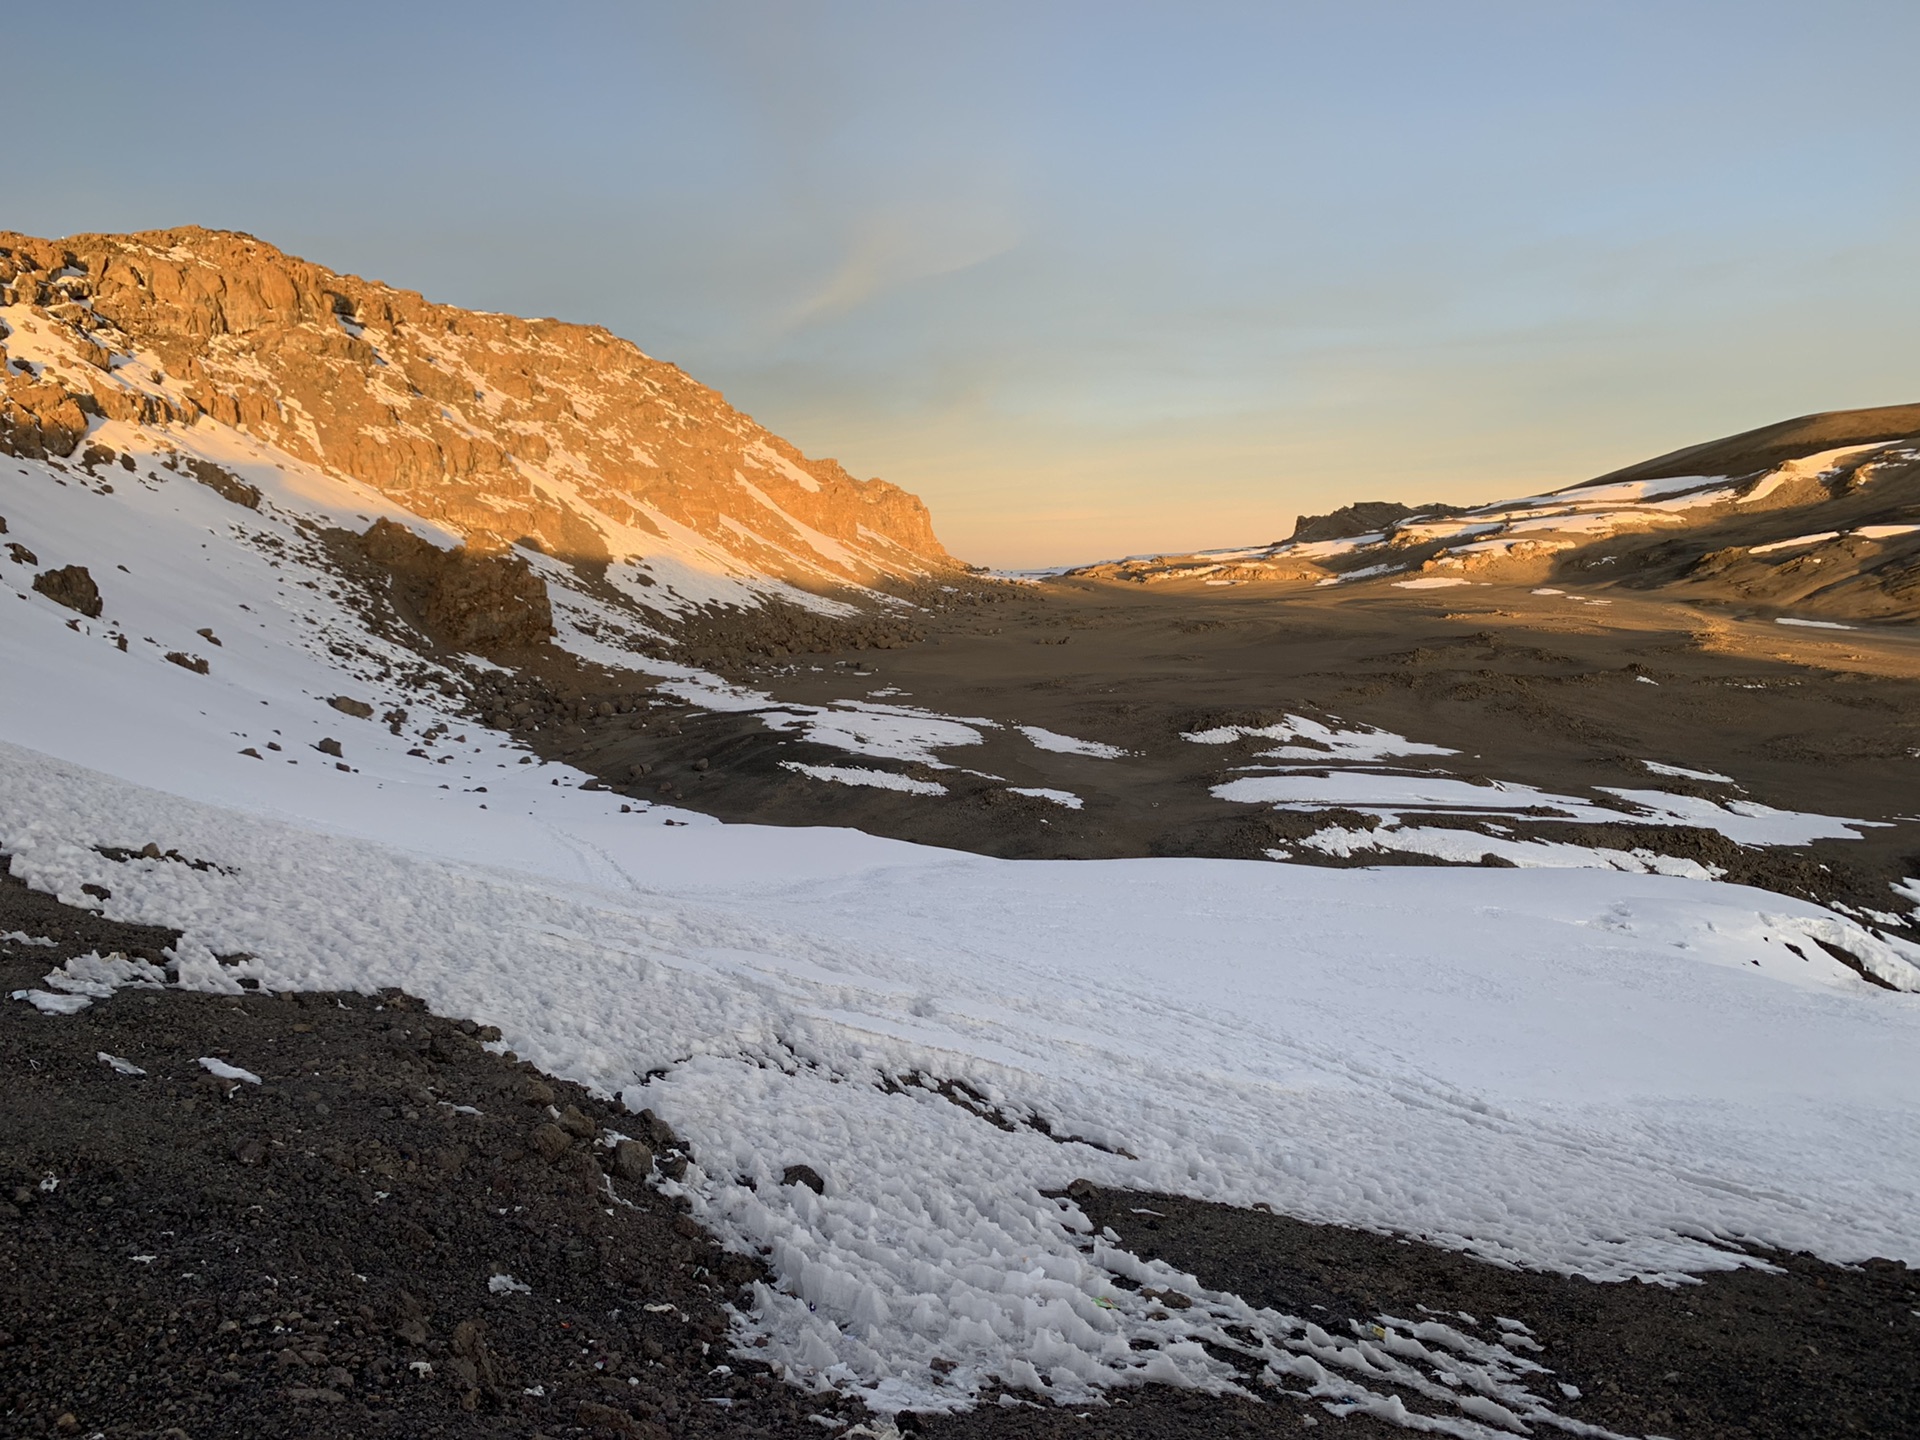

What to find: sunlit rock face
left=0, top=227, right=956, bottom=592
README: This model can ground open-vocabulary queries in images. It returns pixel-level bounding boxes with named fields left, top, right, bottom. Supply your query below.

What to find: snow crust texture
left=7, top=744, right=1920, bottom=1423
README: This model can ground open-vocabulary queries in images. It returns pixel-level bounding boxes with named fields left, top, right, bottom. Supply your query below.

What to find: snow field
left=8, top=744, right=1920, bottom=1426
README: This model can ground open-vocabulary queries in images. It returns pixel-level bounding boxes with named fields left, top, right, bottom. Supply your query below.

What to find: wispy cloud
left=783, top=203, right=1022, bottom=332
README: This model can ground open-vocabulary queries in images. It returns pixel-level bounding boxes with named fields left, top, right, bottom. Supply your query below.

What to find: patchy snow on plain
left=1183, top=716, right=1456, bottom=764
left=1016, top=726, right=1129, bottom=759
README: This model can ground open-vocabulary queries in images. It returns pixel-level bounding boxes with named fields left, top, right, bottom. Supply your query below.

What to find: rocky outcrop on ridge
left=0, top=227, right=955, bottom=595
left=1289, top=499, right=1461, bottom=544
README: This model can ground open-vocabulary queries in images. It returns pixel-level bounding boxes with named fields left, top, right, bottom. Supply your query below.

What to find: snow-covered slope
left=7, top=374, right=1920, bottom=1430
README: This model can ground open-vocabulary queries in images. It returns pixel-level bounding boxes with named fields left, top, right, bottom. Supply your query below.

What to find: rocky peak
left=0, top=227, right=956, bottom=597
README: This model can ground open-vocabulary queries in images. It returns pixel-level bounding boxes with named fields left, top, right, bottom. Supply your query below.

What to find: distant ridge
left=1070, top=404, right=1920, bottom=623
left=1583, top=403, right=1920, bottom=488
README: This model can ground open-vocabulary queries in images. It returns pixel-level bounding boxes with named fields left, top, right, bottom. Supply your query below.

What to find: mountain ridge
left=0, top=226, right=958, bottom=621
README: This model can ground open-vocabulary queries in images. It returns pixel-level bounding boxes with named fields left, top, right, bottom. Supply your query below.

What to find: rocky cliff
left=0, top=227, right=956, bottom=602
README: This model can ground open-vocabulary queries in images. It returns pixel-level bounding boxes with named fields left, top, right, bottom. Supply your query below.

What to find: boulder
left=32, top=564, right=102, bottom=617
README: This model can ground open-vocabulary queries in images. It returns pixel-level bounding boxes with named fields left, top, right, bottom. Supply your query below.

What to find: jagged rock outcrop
left=0, top=227, right=956, bottom=592
left=1290, top=500, right=1461, bottom=544
left=32, top=564, right=102, bottom=617
left=0, top=373, right=89, bottom=460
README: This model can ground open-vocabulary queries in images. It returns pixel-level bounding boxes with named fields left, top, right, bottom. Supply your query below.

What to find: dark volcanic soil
left=488, top=578, right=1920, bottom=927
left=7, top=864, right=1920, bottom=1440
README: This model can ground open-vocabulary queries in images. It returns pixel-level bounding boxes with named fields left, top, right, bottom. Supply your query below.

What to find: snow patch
left=781, top=763, right=947, bottom=796
left=1016, top=726, right=1128, bottom=759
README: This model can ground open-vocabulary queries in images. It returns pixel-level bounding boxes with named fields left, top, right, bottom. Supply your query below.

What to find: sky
left=8, top=1, right=1920, bottom=567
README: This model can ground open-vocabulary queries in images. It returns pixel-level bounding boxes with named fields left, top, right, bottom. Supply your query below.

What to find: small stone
left=782, top=1164, right=825, bottom=1194
left=314, top=737, right=343, bottom=757
left=692, top=758, right=710, bottom=772
left=328, top=696, right=374, bottom=718
left=527, top=1122, right=572, bottom=1163
left=612, top=1138, right=653, bottom=1181
left=523, top=1079, right=555, bottom=1105
left=233, top=1137, right=268, bottom=1167
left=556, top=1104, right=596, bottom=1139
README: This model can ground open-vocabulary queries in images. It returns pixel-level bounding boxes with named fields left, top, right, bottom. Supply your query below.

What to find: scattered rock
left=232, top=1136, right=269, bottom=1166
left=612, top=1138, right=654, bottom=1181
left=164, top=651, right=209, bottom=674
left=782, top=1163, right=825, bottom=1194
left=527, top=1122, right=572, bottom=1163
left=313, top=738, right=343, bottom=758
left=180, top=455, right=261, bottom=509
left=328, top=695, right=374, bottom=718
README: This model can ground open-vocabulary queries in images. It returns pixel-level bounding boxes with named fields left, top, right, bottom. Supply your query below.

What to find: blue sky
left=10, top=2, right=1919, bottom=565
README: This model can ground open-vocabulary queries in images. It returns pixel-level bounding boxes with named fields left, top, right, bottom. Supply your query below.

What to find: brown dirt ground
left=507, top=578, right=1920, bottom=927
